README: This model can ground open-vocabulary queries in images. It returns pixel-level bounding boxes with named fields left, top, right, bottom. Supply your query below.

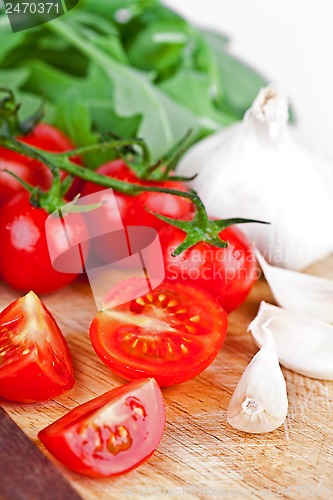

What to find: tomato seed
left=190, top=315, right=200, bottom=323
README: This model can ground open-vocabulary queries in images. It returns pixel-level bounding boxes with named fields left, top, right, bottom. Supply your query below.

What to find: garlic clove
left=249, top=301, right=333, bottom=380
left=227, top=329, right=288, bottom=434
left=255, top=250, right=333, bottom=323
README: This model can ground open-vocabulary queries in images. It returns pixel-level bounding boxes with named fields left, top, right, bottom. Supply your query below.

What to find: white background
left=163, top=0, right=333, bottom=162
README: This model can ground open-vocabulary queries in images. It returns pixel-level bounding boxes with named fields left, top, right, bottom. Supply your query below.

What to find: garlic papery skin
left=249, top=301, right=333, bottom=380
left=177, top=84, right=333, bottom=271
left=227, top=329, right=288, bottom=434
left=256, top=250, right=333, bottom=323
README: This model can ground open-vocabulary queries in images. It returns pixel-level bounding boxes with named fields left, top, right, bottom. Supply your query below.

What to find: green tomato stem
left=0, top=135, right=196, bottom=201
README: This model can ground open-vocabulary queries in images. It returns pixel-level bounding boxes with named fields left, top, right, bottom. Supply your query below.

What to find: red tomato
left=0, top=123, right=82, bottom=204
left=159, top=225, right=257, bottom=313
left=90, top=279, right=227, bottom=387
left=0, top=291, right=74, bottom=403
left=38, top=378, right=165, bottom=477
left=0, top=192, right=89, bottom=294
left=82, top=160, right=192, bottom=257
left=0, top=157, right=51, bottom=205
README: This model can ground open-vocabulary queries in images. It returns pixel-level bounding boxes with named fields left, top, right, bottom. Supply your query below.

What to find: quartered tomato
left=90, top=279, right=227, bottom=387
left=0, top=291, right=74, bottom=403
left=39, top=378, right=165, bottom=477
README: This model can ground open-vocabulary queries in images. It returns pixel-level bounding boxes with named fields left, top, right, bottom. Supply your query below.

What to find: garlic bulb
left=256, top=250, right=333, bottom=323
left=227, top=329, right=288, bottom=433
left=178, top=84, right=333, bottom=270
left=249, top=301, right=333, bottom=380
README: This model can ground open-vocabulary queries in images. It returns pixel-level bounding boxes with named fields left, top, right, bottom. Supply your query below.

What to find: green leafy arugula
left=0, top=0, right=266, bottom=165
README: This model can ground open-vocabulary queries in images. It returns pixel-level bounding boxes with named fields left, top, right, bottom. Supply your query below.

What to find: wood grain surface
left=1, top=258, right=333, bottom=500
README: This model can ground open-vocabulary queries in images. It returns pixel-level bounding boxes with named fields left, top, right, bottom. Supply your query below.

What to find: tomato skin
left=38, top=378, right=165, bottom=477
left=0, top=291, right=74, bottom=403
left=159, top=225, right=257, bottom=313
left=0, top=192, right=89, bottom=293
left=82, top=159, right=192, bottom=236
left=90, top=279, right=227, bottom=387
left=0, top=123, right=82, bottom=204
left=0, top=157, right=51, bottom=206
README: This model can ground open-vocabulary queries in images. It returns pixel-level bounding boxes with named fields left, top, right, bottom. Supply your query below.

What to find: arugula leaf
left=80, top=0, right=159, bottom=21
left=16, top=91, right=55, bottom=124
left=201, top=30, right=266, bottom=117
left=0, top=0, right=268, bottom=163
left=23, top=60, right=82, bottom=101
left=47, top=18, right=203, bottom=160
left=126, top=18, right=193, bottom=81
left=159, top=69, right=237, bottom=131
left=53, top=89, right=107, bottom=168
left=0, top=30, right=26, bottom=64
left=0, top=68, right=30, bottom=89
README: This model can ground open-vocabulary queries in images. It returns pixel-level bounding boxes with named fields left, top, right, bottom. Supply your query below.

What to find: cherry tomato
left=0, top=123, right=82, bottom=204
left=38, top=378, right=165, bottom=477
left=0, top=157, right=51, bottom=206
left=159, top=224, right=257, bottom=313
left=90, top=279, right=227, bottom=387
left=0, top=192, right=89, bottom=293
left=0, top=291, right=74, bottom=403
left=82, top=160, right=192, bottom=261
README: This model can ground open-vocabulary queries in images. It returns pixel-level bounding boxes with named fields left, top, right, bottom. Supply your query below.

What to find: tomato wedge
left=0, top=292, right=74, bottom=403
left=38, top=378, right=165, bottom=477
left=90, top=279, right=228, bottom=387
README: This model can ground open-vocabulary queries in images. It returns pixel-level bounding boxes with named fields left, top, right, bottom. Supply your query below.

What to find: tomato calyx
left=149, top=192, right=269, bottom=256
left=0, top=88, right=44, bottom=137
left=137, top=129, right=196, bottom=182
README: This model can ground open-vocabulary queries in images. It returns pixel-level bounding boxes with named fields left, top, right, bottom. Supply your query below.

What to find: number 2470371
left=5, top=2, right=59, bottom=14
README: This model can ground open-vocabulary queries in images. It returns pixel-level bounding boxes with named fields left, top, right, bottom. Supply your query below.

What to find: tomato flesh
left=38, top=378, right=165, bottom=477
left=90, top=280, right=227, bottom=387
left=0, top=291, right=74, bottom=403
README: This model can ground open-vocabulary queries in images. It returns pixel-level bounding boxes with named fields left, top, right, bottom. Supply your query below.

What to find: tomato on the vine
left=82, top=159, right=192, bottom=228
left=0, top=123, right=81, bottom=204
left=159, top=224, right=257, bottom=313
left=0, top=291, right=74, bottom=403
left=90, top=278, right=227, bottom=387
left=0, top=192, right=89, bottom=293
left=39, top=378, right=165, bottom=477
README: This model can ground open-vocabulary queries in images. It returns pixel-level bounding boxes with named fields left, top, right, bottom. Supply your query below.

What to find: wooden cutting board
left=1, top=258, right=333, bottom=500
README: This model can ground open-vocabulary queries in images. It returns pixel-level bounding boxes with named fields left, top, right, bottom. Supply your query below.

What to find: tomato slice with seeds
left=38, top=378, right=165, bottom=477
left=90, top=280, right=228, bottom=387
left=0, top=291, right=74, bottom=403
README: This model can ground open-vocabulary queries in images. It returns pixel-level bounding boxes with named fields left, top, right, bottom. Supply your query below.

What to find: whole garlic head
left=178, top=84, right=333, bottom=270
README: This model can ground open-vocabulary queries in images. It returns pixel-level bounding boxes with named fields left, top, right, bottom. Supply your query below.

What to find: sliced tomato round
left=90, top=279, right=228, bottom=387
left=38, top=378, right=165, bottom=477
left=0, top=291, right=74, bottom=403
